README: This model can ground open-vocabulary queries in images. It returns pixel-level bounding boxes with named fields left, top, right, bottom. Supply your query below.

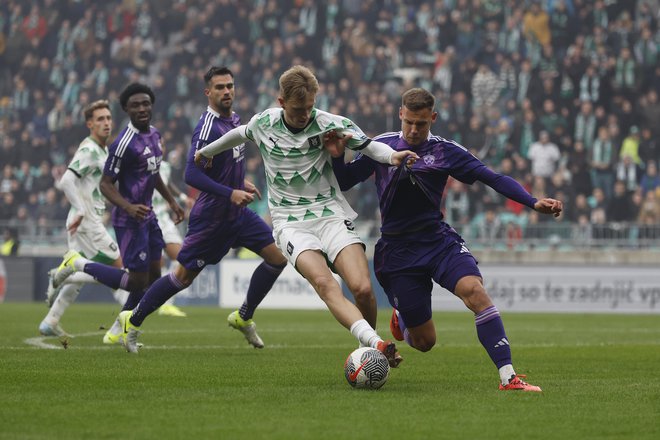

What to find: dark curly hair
left=119, top=83, right=155, bottom=110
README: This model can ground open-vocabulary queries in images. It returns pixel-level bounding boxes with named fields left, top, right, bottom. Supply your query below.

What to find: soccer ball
left=344, top=347, right=390, bottom=389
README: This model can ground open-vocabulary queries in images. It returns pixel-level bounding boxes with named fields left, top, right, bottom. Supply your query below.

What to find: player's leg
left=230, top=211, right=287, bottom=327
left=295, top=248, right=401, bottom=367
left=332, top=243, right=377, bottom=329
left=379, top=270, right=437, bottom=351
left=157, top=225, right=187, bottom=317
left=39, top=282, right=82, bottom=337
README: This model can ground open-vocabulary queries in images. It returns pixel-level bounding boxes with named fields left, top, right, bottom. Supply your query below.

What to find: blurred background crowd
left=0, top=0, right=659, bottom=254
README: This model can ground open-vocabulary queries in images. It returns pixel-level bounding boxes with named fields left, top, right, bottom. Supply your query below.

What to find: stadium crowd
left=0, top=0, right=659, bottom=249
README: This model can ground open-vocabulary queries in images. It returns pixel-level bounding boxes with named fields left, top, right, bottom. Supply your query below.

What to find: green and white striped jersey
left=66, top=137, right=108, bottom=224
left=152, top=160, right=171, bottom=220
left=245, top=108, right=368, bottom=226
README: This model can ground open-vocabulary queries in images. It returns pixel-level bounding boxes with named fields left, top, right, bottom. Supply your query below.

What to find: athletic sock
left=83, top=263, right=129, bottom=290
left=499, top=364, right=516, bottom=386
left=130, top=273, right=186, bottom=326
left=350, top=319, right=382, bottom=348
left=239, top=261, right=286, bottom=320
left=62, top=272, right=96, bottom=284
left=475, top=305, right=513, bottom=373
left=396, top=310, right=413, bottom=346
left=112, top=289, right=129, bottom=305
left=43, top=283, right=82, bottom=325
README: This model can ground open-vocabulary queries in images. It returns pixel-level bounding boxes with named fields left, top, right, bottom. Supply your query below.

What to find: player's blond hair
left=401, top=88, right=435, bottom=111
left=279, top=65, right=319, bottom=102
left=83, top=99, right=111, bottom=121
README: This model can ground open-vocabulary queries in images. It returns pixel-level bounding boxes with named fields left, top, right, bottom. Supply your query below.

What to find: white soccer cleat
left=45, top=269, right=61, bottom=307
left=227, top=310, right=264, bottom=349
left=38, top=320, right=70, bottom=337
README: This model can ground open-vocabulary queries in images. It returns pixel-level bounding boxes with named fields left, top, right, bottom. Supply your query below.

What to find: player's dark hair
left=401, top=88, right=435, bottom=112
left=204, top=66, right=234, bottom=85
left=119, top=83, right=155, bottom=110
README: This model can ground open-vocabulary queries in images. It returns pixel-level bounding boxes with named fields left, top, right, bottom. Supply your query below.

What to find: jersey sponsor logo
left=233, top=144, right=245, bottom=161
left=308, top=135, right=322, bottom=148
left=423, top=154, right=435, bottom=165
left=147, top=155, right=161, bottom=174
left=344, top=219, right=355, bottom=231
left=139, top=251, right=147, bottom=261
left=286, top=241, right=294, bottom=255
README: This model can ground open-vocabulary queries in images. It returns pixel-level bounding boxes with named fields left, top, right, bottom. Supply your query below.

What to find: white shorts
left=273, top=216, right=363, bottom=267
left=158, top=214, right=183, bottom=245
left=68, top=221, right=120, bottom=264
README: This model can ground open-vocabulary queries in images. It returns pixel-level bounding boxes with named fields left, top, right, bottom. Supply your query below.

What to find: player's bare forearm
left=100, top=175, right=132, bottom=212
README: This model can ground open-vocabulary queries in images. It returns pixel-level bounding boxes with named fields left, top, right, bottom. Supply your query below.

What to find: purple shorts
left=374, top=227, right=481, bottom=327
left=114, top=217, right=165, bottom=272
left=177, top=208, right=274, bottom=271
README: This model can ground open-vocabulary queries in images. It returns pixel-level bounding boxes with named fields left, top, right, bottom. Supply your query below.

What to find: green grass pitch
left=0, top=303, right=658, bottom=439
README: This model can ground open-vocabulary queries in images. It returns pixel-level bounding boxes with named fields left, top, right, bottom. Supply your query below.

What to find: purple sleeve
left=184, top=162, right=233, bottom=198
left=332, top=152, right=376, bottom=191
left=473, top=166, right=537, bottom=209
left=185, top=128, right=232, bottom=198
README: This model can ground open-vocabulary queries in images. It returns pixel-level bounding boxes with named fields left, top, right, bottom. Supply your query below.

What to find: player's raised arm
left=194, top=125, right=249, bottom=167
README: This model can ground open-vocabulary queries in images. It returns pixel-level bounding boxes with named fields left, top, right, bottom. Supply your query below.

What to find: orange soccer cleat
left=389, top=309, right=404, bottom=342
left=376, top=340, right=403, bottom=368
left=499, top=374, right=542, bottom=392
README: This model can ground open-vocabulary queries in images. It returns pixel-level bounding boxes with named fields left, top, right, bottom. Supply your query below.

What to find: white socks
left=499, top=364, right=516, bottom=386
left=350, top=319, right=382, bottom=348
left=43, top=283, right=82, bottom=325
left=72, top=257, right=91, bottom=271
left=112, top=289, right=129, bottom=305
left=62, top=272, right=96, bottom=284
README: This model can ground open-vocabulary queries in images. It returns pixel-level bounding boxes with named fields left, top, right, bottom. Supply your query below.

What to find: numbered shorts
left=273, top=216, right=363, bottom=267
left=177, top=209, right=274, bottom=271
left=157, top=212, right=183, bottom=245
left=114, top=217, right=165, bottom=272
left=374, top=228, right=481, bottom=327
left=68, top=221, right=120, bottom=265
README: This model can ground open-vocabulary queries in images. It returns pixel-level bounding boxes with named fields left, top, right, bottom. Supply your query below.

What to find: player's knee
left=126, top=274, right=149, bottom=292
left=311, top=274, right=339, bottom=299
left=411, top=333, right=436, bottom=352
left=458, top=282, right=490, bottom=312
left=349, top=282, right=373, bottom=304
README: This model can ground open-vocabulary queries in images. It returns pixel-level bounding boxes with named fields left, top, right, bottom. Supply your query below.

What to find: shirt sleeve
left=332, top=152, right=377, bottom=191
left=103, top=139, right=125, bottom=181
left=68, top=146, right=93, bottom=178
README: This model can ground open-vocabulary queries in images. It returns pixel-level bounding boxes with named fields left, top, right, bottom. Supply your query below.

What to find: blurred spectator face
left=205, top=73, right=235, bottom=116
left=399, top=104, right=437, bottom=147
left=87, top=107, right=113, bottom=143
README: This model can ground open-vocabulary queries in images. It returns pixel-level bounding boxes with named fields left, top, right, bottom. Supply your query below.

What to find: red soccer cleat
left=389, top=309, right=404, bottom=342
left=499, top=374, right=542, bottom=392
left=376, top=340, right=403, bottom=368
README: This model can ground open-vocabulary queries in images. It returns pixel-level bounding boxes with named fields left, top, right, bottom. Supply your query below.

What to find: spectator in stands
left=591, top=126, right=617, bottom=200
left=0, top=228, right=20, bottom=256
left=527, top=130, right=560, bottom=180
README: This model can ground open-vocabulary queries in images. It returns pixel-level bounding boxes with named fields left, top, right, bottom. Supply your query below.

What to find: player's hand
left=126, top=204, right=151, bottom=220
left=169, top=201, right=185, bottom=224
left=230, top=189, right=255, bottom=207
left=323, top=130, right=350, bottom=158
left=244, top=179, right=262, bottom=200
left=194, top=151, right=213, bottom=169
left=67, top=215, right=84, bottom=234
left=391, top=150, right=419, bottom=167
left=534, top=198, right=563, bottom=218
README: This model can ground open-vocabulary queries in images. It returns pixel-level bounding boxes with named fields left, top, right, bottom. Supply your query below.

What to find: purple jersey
left=104, top=122, right=162, bottom=227
left=188, top=107, right=245, bottom=221
left=334, top=132, right=485, bottom=234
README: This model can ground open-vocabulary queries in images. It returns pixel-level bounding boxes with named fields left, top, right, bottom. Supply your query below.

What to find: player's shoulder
left=373, top=131, right=401, bottom=145
left=429, top=133, right=469, bottom=152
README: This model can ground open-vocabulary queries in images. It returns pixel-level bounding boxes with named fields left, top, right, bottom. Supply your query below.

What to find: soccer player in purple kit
left=330, top=88, right=563, bottom=392
left=53, top=83, right=185, bottom=344
left=114, top=67, right=288, bottom=352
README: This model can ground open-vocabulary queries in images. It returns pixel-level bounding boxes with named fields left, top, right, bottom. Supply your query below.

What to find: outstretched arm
left=475, top=166, right=563, bottom=217
left=195, top=125, right=249, bottom=167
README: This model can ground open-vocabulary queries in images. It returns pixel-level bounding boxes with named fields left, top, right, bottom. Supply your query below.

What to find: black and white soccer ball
left=344, top=347, right=390, bottom=389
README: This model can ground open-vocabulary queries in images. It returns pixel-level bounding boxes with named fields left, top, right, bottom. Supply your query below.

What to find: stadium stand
left=0, top=0, right=658, bottom=252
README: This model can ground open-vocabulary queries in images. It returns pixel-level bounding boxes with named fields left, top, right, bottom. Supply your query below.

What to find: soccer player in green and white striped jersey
left=39, top=100, right=130, bottom=337
left=196, top=65, right=418, bottom=367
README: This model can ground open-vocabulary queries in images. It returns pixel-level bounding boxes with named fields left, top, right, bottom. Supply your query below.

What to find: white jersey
left=66, top=136, right=108, bottom=226
left=152, top=160, right=171, bottom=219
left=245, top=108, right=369, bottom=226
